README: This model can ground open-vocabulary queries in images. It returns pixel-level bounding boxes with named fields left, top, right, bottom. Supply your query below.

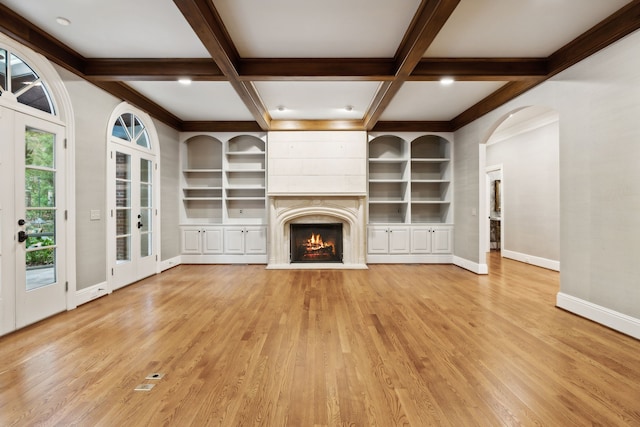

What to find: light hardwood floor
left=1, top=253, right=639, bottom=426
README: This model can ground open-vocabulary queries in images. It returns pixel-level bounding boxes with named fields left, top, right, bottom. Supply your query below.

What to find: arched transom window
left=0, top=48, right=55, bottom=114
left=112, top=112, right=151, bottom=149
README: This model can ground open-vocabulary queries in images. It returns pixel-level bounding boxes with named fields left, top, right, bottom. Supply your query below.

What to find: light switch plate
left=90, top=210, right=101, bottom=220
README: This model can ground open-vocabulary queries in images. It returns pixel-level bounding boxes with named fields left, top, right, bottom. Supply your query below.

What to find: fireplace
left=267, top=196, right=367, bottom=269
left=290, top=223, right=343, bottom=263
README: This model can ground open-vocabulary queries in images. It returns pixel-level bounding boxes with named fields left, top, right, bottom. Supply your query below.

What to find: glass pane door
left=24, top=127, right=56, bottom=290
left=111, top=147, right=156, bottom=290
left=14, top=113, right=66, bottom=329
left=116, top=151, right=131, bottom=263
left=139, top=158, right=152, bottom=258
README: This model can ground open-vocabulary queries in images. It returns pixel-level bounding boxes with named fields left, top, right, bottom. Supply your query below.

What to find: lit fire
left=305, top=232, right=332, bottom=252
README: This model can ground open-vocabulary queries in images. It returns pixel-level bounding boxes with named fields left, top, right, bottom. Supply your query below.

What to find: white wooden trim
left=181, top=254, right=267, bottom=264
left=453, top=256, right=488, bottom=275
left=502, top=249, right=560, bottom=271
left=160, top=256, right=181, bottom=272
left=556, top=292, right=640, bottom=340
left=367, top=254, right=453, bottom=264
left=75, top=282, right=109, bottom=306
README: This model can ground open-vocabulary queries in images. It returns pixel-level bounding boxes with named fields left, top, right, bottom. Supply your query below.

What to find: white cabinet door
left=181, top=228, right=202, bottom=254
left=367, top=226, right=410, bottom=254
left=202, top=227, right=224, bottom=254
left=388, top=227, right=410, bottom=254
left=244, top=226, right=267, bottom=254
left=431, top=227, right=453, bottom=254
left=410, top=227, right=432, bottom=253
left=367, top=227, right=389, bottom=254
left=224, top=227, right=246, bottom=254
left=410, top=226, right=452, bottom=254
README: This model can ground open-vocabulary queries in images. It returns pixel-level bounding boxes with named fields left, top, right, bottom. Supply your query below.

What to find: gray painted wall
left=157, top=121, right=180, bottom=261
left=453, top=29, right=640, bottom=319
left=57, top=67, right=119, bottom=290
left=486, top=121, right=560, bottom=262
left=56, top=67, right=181, bottom=289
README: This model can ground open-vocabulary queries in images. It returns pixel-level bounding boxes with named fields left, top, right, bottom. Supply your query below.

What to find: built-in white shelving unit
left=367, top=133, right=454, bottom=263
left=180, top=132, right=267, bottom=263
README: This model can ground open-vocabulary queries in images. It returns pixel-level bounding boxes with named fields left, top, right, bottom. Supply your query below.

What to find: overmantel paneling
left=267, top=131, right=367, bottom=196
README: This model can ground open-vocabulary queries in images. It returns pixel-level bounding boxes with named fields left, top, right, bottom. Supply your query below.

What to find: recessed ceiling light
left=178, top=78, right=192, bottom=85
left=440, top=77, right=454, bottom=86
left=277, top=105, right=286, bottom=112
left=56, top=17, right=71, bottom=26
left=345, top=105, right=353, bottom=112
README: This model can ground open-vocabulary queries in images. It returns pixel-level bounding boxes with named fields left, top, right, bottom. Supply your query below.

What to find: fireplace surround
left=266, top=196, right=367, bottom=269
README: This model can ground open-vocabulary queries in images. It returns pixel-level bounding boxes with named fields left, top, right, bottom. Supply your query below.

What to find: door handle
left=137, top=221, right=143, bottom=229
left=18, top=230, right=28, bottom=243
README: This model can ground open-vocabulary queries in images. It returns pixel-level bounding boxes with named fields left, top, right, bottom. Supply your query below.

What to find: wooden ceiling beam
left=371, top=121, right=453, bottom=133
left=547, top=0, right=640, bottom=78
left=450, top=79, right=545, bottom=130
left=81, top=57, right=548, bottom=82
left=0, top=4, right=190, bottom=131
left=92, top=81, right=183, bottom=130
left=451, top=0, right=640, bottom=131
left=85, top=59, right=225, bottom=81
left=173, top=0, right=271, bottom=130
left=181, top=121, right=263, bottom=132
left=0, top=4, right=86, bottom=74
left=238, top=59, right=396, bottom=81
left=362, top=0, right=461, bottom=130
left=410, top=58, right=548, bottom=81
left=269, top=120, right=365, bottom=132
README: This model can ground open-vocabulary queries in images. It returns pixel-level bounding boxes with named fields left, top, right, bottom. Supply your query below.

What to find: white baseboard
left=181, top=254, right=268, bottom=264
left=75, top=282, right=109, bottom=306
left=160, top=255, right=181, bottom=272
left=556, top=292, right=640, bottom=340
left=453, top=256, right=488, bottom=275
left=502, top=249, right=560, bottom=271
left=366, top=254, right=453, bottom=264
left=266, top=263, right=368, bottom=270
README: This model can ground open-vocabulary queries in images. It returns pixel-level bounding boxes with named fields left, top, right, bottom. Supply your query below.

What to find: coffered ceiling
left=0, top=0, right=638, bottom=132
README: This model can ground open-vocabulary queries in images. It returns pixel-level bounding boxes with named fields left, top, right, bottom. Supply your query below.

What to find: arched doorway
left=106, top=103, right=160, bottom=290
left=0, top=34, right=75, bottom=334
left=480, top=106, right=560, bottom=272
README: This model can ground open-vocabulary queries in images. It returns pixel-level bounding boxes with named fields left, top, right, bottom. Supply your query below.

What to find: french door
left=110, top=145, right=157, bottom=290
left=14, top=113, right=67, bottom=328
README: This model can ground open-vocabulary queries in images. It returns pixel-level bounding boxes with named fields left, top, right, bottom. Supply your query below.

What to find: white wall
left=487, top=119, right=560, bottom=267
left=454, top=29, right=640, bottom=336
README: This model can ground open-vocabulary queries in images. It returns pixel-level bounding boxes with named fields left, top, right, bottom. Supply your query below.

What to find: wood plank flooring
left=1, top=253, right=639, bottom=426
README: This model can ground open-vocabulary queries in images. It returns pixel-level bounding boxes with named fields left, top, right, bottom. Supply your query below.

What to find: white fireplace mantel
left=266, top=195, right=368, bottom=269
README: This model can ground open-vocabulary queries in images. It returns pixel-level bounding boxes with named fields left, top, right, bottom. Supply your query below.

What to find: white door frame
left=106, top=103, right=161, bottom=292
left=485, top=164, right=503, bottom=255
left=0, top=34, right=76, bottom=336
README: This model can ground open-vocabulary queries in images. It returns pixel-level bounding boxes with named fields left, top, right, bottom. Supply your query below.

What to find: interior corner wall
left=453, top=28, right=640, bottom=324
left=56, top=66, right=120, bottom=291
left=55, top=66, right=182, bottom=289
left=486, top=121, right=560, bottom=263
left=157, top=121, right=180, bottom=260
